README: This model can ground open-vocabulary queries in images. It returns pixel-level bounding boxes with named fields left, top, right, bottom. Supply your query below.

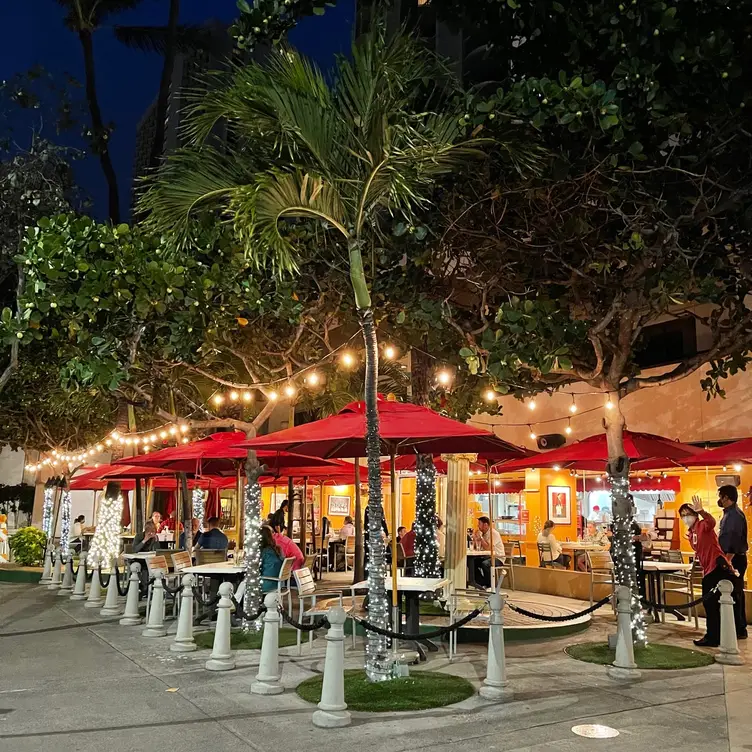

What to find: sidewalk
left=0, top=582, right=745, bottom=752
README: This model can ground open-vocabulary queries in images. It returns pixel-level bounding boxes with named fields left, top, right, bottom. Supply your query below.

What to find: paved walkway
left=0, top=582, right=748, bottom=752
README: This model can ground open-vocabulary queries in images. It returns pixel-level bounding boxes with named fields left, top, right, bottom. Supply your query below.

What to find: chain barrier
left=231, top=598, right=267, bottom=623
left=98, top=569, right=110, bottom=590
left=506, top=595, right=612, bottom=622
left=351, top=607, right=484, bottom=642
left=279, top=608, right=329, bottom=632
left=112, top=565, right=129, bottom=597
left=160, top=579, right=183, bottom=598
left=192, top=587, right=221, bottom=609
left=641, top=586, right=717, bottom=613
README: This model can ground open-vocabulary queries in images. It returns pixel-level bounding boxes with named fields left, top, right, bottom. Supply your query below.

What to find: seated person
left=179, top=518, right=200, bottom=549
left=537, top=520, right=571, bottom=568
left=396, top=526, right=407, bottom=543
left=339, top=516, right=355, bottom=538
left=133, top=521, right=160, bottom=553
left=161, top=511, right=183, bottom=534
left=472, top=516, right=505, bottom=589
left=260, top=525, right=284, bottom=591
left=400, top=523, right=416, bottom=558
left=273, top=529, right=305, bottom=571
left=150, top=511, right=163, bottom=532
left=196, top=516, right=228, bottom=550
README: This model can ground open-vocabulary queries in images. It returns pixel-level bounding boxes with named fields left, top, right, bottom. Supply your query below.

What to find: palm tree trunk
left=149, top=0, right=180, bottom=168
left=78, top=29, right=121, bottom=223
left=353, top=457, right=365, bottom=583
left=604, top=391, right=647, bottom=645
left=349, top=238, right=390, bottom=681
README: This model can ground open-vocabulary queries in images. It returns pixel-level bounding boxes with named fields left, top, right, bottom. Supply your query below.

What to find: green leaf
left=628, top=140, right=644, bottom=156
left=312, top=6, right=325, bottom=14
left=459, top=347, right=475, bottom=358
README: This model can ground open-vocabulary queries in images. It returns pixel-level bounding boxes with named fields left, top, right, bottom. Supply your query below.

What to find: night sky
left=1, top=0, right=355, bottom=221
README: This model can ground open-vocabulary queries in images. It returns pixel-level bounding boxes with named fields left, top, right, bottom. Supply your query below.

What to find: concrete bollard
left=206, top=582, right=236, bottom=671
left=48, top=549, right=62, bottom=590
left=142, top=571, right=167, bottom=637
left=119, top=562, right=143, bottom=626
left=40, top=547, right=53, bottom=583
left=100, top=557, right=123, bottom=617
left=716, top=579, right=744, bottom=666
left=85, top=561, right=104, bottom=608
left=251, top=592, right=284, bottom=695
left=70, top=552, right=88, bottom=600
left=312, top=605, right=351, bottom=728
left=480, top=591, right=513, bottom=700
left=607, top=585, right=641, bottom=681
left=170, top=574, right=197, bottom=652
left=58, top=550, right=75, bottom=594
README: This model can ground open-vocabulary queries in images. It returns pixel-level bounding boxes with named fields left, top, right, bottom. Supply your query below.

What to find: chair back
left=661, top=549, right=683, bottom=564
left=303, top=553, right=316, bottom=570
left=171, top=550, right=192, bottom=572
left=146, top=554, right=170, bottom=577
left=278, top=556, right=296, bottom=583
left=195, top=548, right=227, bottom=566
left=123, top=543, right=134, bottom=554
left=537, top=542, right=552, bottom=568
left=587, top=551, right=613, bottom=571
left=293, top=567, right=316, bottom=596
left=507, top=539, right=523, bottom=560
left=345, top=535, right=356, bottom=554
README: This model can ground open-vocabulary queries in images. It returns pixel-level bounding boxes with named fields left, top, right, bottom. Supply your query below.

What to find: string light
left=553, top=465, right=561, bottom=471
left=414, top=456, right=440, bottom=578
left=88, top=492, right=123, bottom=568
left=182, top=437, right=190, bottom=444
left=569, top=396, right=577, bottom=413
left=212, top=394, right=224, bottom=406
left=229, top=391, right=239, bottom=402
left=306, top=372, right=320, bottom=387
left=41, top=485, right=54, bottom=539
left=436, top=369, right=453, bottom=386
left=341, top=352, right=355, bottom=368
left=733, top=463, right=742, bottom=472
left=268, top=391, right=278, bottom=401
left=528, top=399, right=537, bottom=410
left=605, top=399, right=614, bottom=410
left=384, top=345, right=397, bottom=360
left=565, top=420, right=573, bottom=435
left=284, top=384, right=297, bottom=398
left=242, top=391, right=253, bottom=402
left=59, top=488, right=72, bottom=560
left=529, top=426, right=537, bottom=440
left=485, top=389, right=497, bottom=402
left=242, top=479, right=263, bottom=633
left=159, top=431, right=168, bottom=439
left=179, top=424, right=189, bottom=433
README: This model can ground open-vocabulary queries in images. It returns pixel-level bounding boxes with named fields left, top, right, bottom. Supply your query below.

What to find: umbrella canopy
left=70, top=464, right=173, bottom=491
left=497, top=430, right=703, bottom=473
left=240, top=398, right=528, bottom=460
left=679, top=437, right=752, bottom=467
left=114, top=431, right=345, bottom=476
left=380, top=455, right=488, bottom=475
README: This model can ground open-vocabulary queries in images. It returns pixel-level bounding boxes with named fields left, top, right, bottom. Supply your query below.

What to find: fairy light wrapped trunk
left=242, top=453, right=264, bottom=632
left=414, top=454, right=440, bottom=578
left=89, top=481, right=123, bottom=567
left=41, top=483, right=55, bottom=539
left=192, top=489, right=205, bottom=533
left=59, top=482, right=73, bottom=560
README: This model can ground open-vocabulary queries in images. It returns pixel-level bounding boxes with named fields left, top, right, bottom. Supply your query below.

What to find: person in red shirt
left=679, top=495, right=738, bottom=647
left=400, top=523, right=416, bottom=559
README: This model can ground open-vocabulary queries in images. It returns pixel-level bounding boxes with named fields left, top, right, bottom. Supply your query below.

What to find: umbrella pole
left=487, top=462, right=496, bottom=591
left=236, top=465, right=243, bottom=552
left=302, top=477, right=308, bottom=554
left=390, top=452, right=399, bottom=654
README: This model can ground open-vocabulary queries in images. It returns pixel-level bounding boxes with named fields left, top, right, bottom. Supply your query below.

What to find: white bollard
left=480, top=591, right=513, bottom=700
left=47, top=549, right=62, bottom=590
left=70, top=552, right=88, bottom=600
left=100, top=557, right=123, bottom=617
left=58, top=550, right=75, bottom=594
left=40, top=547, right=53, bottom=583
left=206, top=582, right=236, bottom=671
left=312, top=605, right=351, bottom=728
left=251, top=592, right=284, bottom=695
left=607, top=585, right=641, bottom=681
left=716, top=579, right=744, bottom=666
left=85, top=560, right=104, bottom=608
left=170, top=574, right=197, bottom=652
left=119, top=562, right=143, bottom=625
left=142, top=571, right=167, bottom=637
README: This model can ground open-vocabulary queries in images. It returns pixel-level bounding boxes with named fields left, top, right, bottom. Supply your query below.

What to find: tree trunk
left=78, top=30, right=120, bottom=224
left=604, top=391, right=647, bottom=645
left=242, top=451, right=265, bottom=631
left=178, top=472, right=191, bottom=552
left=409, top=343, right=432, bottom=407
left=414, top=453, right=439, bottom=577
left=353, top=457, right=365, bottom=583
left=149, top=0, right=180, bottom=168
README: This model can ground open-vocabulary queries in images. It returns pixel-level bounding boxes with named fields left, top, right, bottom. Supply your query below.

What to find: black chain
left=279, top=609, right=329, bottom=632
left=351, top=607, right=484, bottom=641
left=192, top=587, right=221, bottom=609
left=231, top=598, right=267, bottom=622
left=641, top=587, right=717, bottom=613
left=98, top=569, right=110, bottom=590
left=113, top=565, right=129, bottom=597
left=506, top=595, right=612, bottom=622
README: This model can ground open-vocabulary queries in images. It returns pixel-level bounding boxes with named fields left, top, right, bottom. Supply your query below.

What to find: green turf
left=418, top=601, right=449, bottom=616
left=296, top=669, right=475, bottom=712
left=565, top=641, right=715, bottom=669
left=194, top=627, right=303, bottom=650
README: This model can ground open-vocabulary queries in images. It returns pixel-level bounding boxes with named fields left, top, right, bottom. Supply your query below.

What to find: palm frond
left=113, top=24, right=220, bottom=55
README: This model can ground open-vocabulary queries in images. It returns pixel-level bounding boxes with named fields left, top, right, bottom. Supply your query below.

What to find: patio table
left=642, top=561, right=692, bottom=623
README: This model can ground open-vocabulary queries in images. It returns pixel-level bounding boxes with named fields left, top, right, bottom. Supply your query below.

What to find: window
left=635, top=317, right=697, bottom=368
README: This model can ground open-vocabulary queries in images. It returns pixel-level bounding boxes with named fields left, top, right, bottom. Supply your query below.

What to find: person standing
left=679, top=495, right=739, bottom=647
left=271, top=499, right=289, bottom=533
left=717, top=484, right=748, bottom=639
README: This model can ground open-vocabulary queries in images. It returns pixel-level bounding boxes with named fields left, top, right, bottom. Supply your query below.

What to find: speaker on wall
left=536, top=433, right=567, bottom=450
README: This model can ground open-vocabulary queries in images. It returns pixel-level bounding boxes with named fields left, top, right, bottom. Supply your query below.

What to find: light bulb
left=229, top=390, right=239, bottom=401
left=529, top=428, right=537, bottom=440
left=182, top=437, right=189, bottom=444
left=242, top=391, right=253, bottom=402
left=149, top=434, right=157, bottom=442
left=88, top=449, right=95, bottom=456
left=125, top=438, right=133, bottom=445
left=141, top=436, right=149, bottom=445
left=144, top=446, right=150, bottom=454
left=117, top=437, right=125, bottom=444
left=212, top=394, right=224, bottom=406
left=169, top=426, right=177, bottom=435
left=553, top=465, right=560, bottom=471
left=684, top=467, right=689, bottom=473
left=284, top=384, right=296, bottom=398
left=565, top=424, right=572, bottom=435
left=111, top=431, right=119, bottom=440
left=269, top=391, right=278, bottom=401
left=528, top=399, right=536, bottom=410
left=485, top=389, right=497, bottom=402
left=160, top=431, right=168, bottom=439
left=179, top=424, right=189, bottom=433
left=341, top=352, right=354, bottom=368
left=605, top=399, right=614, bottom=410
left=105, top=438, right=112, bottom=446
left=733, top=463, right=742, bottom=472
left=306, top=372, right=320, bottom=387
left=384, top=345, right=397, bottom=360
left=569, top=401, right=577, bottom=413
left=437, top=369, right=452, bottom=386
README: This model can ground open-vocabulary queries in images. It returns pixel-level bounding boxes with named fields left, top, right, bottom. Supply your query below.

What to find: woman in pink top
left=272, top=532, right=305, bottom=570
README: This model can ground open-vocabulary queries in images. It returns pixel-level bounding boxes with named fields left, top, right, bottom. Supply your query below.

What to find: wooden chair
left=171, top=550, right=192, bottom=573
left=262, top=556, right=296, bottom=616
left=292, top=567, right=343, bottom=654
left=660, top=549, right=683, bottom=564
left=144, top=554, right=173, bottom=621
left=587, top=551, right=616, bottom=614
left=303, top=553, right=316, bottom=571
left=537, top=542, right=565, bottom=569
left=195, top=548, right=227, bottom=566
left=344, top=536, right=356, bottom=572
left=663, top=557, right=703, bottom=628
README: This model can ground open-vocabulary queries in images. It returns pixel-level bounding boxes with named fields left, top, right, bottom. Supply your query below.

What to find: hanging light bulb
left=529, top=425, right=537, bottom=440
left=569, top=396, right=577, bottom=413
left=125, top=437, right=133, bottom=446
left=169, top=426, right=178, bottom=435
left=284, top=384, right=296, bottom=398
left=528, top=399, right=537, bottom=410
left=229, top=390, right=239, bottom=402
left=306, top=372, right=320, bottom=387
left=96, top=444, right=103, bottom=452
left=684, top=467, right=689, bottom=473
left=149, top=433, right=157, bottom=443
left=105, top=438, right=112, bottom=447
left=111, top=430, right=120, bottom=440
left=182, top=437, right=190, bottom=444
left=605, top=399, right=614, bottom=410
left=268, top=391, right=278, bottom=401
left=485, top=389, right=497, bottom=402
left=733, top=463, right=742, bottom=472
left=212, top=394, right=224, bottom=407
left=384, top=345, right=397, bottom=360
left=553, top=465, right=561, bottom=471
left=179, top=424, right=189, bottom=433
left=436, top=369, right=453, bottom=386
left=341, top=352, right=355, bottom=368
left=144, top=446, right=151, bottom=454
left=159, top=431, right=168, bottom=439
left=565, top=421, right=573, bottom=435
left=242, top=391, right=253, bottom=403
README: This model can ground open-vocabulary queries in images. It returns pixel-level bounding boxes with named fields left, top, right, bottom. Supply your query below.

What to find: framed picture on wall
left=327, top=495, right=351, bottom=517
left=547, top=486, right=571, bottom=525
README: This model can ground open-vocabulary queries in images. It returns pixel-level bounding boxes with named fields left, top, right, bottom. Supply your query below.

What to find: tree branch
left=0, top=267, right=24, bottom=393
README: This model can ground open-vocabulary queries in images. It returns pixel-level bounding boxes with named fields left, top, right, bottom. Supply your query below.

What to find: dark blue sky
left=1, top=0, right=354, bottom=221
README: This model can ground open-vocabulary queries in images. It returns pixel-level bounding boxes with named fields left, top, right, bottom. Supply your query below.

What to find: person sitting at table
left=179, top=518, right=200, bottom=549
left=196, top=517, right=228, bottom=550
left=133, top=520, right=160, bottom=553
left=260, top=525, right=284, bottom=592
left=472, top=516, right=505, bottom=589
left=150, top=511, right=163, bottom=532
left=161, top=510, right=183, bottom=534
left=400, top=523, right=416, bottom=558
left=273, top=529, right=305, bottom=571
left=537, top=520, right=571, bottom=568
left=340, top=516, right=355, bottom=538
left=396, top=526, right=407, bottom=544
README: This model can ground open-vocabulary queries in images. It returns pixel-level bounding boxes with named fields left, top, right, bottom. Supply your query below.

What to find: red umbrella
left=240, top=398, right=527, bottom=459
left=70, top=464, right=172, bottom=490
left=120, top=491, right=131, bottom=527
left=379, top=455, right=487, bottom=475
left=679, top=437, right=752, bottom=467
left=205, top=488, right=222, bottom=519
left=498, top=430, right=703, bottom=473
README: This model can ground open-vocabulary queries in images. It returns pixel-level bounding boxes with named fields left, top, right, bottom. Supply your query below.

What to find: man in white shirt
left=472, top=516, right=505, bottom=589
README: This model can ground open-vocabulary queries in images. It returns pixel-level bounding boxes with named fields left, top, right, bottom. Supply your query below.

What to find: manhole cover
left=572, top=724, right=620, bottom=739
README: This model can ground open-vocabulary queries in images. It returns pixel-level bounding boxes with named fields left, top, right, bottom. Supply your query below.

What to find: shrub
left=8, top=526, right=47, bottom=566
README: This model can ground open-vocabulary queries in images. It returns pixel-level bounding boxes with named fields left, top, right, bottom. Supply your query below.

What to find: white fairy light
left=414, top=456, right=440, bottom=578
left=192, top=488, right=205, bottom=533
left=242, top=480, right=263, bottom=632
left=41, top=485, right=55, bottom=539
left=89, top=493, right=123, bottom=568
left=59, top=489, right=73, bottom=560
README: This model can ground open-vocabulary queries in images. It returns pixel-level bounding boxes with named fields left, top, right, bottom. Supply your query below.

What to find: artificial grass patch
left=194, top=627, right=302, bottom=651
left=296, top=669, right=475, bottom=712
left=418, top=601, right=449, bottom=616
left=566, top=641, right=715, bottom=670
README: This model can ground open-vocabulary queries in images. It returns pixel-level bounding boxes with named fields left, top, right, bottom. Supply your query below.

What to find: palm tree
left=139, top=27, right=494, bottom=679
